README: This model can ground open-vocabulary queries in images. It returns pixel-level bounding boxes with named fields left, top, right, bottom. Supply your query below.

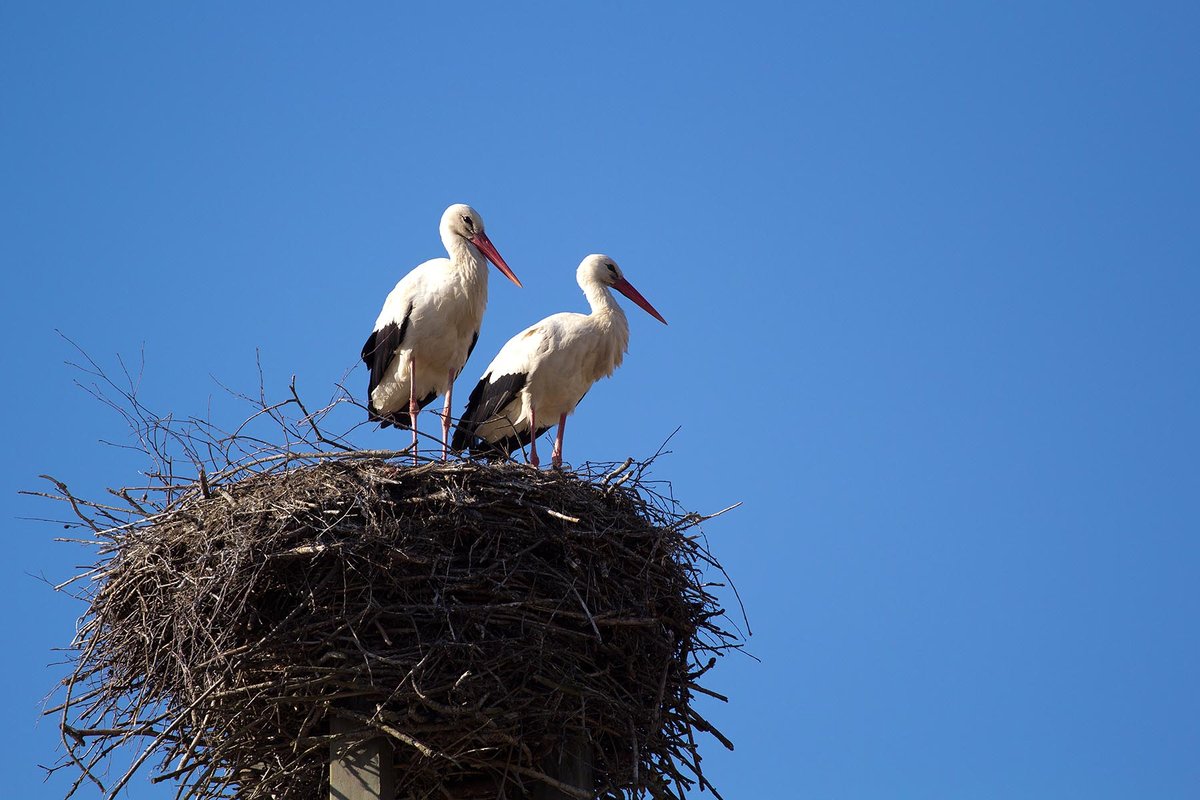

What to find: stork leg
left=439, top=368, right=455, bottom=460
left=551, top=413, right=567, bottom=469
left=408, top=355, right=419, bottom=466
left=528, top=406, right=539, bottom=468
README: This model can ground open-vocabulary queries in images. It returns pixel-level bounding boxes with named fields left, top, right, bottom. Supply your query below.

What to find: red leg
left=528, top=405, right=539, bottom=468
left=408, top=355, right=419, bottom=465
left=440, top=368, right=455, bottom=460
left=551, top=413, right=566, bottom=469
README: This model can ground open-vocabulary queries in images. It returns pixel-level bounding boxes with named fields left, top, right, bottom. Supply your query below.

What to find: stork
left=361, top=203, right=522, bottom=462
left=452, top=254, right=666, bottom=468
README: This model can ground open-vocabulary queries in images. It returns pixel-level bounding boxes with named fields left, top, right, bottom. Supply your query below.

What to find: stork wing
left=451, top=370, right=526, bottom=453
left=361, top=303, right=412, bottom=396
left=463, top=329, right=480, bottom=370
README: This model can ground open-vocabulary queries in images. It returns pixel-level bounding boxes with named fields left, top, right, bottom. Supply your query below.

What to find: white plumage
left=361, top=203, right=521, bottom=460
left=453, top=254, right=666, bottom=468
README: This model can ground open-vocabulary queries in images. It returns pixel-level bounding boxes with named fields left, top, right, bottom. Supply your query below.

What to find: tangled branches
left=35, top=349, right=742, bottom=799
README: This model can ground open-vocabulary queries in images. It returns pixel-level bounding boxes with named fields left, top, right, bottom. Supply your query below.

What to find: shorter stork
left=452, top=254, right=666, bottom=468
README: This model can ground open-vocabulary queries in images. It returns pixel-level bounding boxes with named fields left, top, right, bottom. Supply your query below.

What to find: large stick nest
left=38, top=355, right=741, bottom=800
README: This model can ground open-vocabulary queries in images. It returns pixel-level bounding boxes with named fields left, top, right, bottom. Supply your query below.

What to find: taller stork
left=452, top=254, right=666, bottom=468
left=362, top=203, right=522, bottom=462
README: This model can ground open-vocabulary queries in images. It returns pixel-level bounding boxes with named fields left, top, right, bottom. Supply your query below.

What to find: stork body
left=452, top=254, right=666, bottom=468
left=362, top=204, right=521, bottom=461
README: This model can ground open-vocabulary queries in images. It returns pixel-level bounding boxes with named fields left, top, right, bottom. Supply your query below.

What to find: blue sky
left=3, top=2, right=1198, bottom=798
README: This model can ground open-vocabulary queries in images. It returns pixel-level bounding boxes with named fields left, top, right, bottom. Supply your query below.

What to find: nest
left=35, top=356, right=741, bottom=799
left=45, top=446, right=740, bottom=800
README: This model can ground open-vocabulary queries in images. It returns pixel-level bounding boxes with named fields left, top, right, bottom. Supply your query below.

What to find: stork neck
left=444, top=234, right=490, bottom=281
left=584, top=282, right=628, bottom=326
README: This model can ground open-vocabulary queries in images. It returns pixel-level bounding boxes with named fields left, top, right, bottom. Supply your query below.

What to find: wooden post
left=532, top=729, right=593, bottom=800
left=329, top=713, right=395, bottom=800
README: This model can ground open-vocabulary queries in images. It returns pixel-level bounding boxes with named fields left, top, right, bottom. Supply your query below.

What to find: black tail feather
left=452, top=371, right=528, bottom=453
left=368, top=406, right=411, bottom=430
left=368, top=390, right=437, bottom=430
left=458, top=425, right=552, bottom=460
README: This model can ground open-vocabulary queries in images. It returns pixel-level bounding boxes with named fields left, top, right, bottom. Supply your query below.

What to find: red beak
left=613, top=277, right=668, bottom=325
left=470, top=232, right=522, bottom=288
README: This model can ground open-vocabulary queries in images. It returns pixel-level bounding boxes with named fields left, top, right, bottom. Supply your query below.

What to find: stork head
left=440, top=203, right=522, bottom=288
left=578, top=254, right=667, bottom=325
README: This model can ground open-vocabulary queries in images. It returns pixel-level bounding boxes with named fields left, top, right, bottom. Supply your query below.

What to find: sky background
left=3, top=2, right=1198, bottom=798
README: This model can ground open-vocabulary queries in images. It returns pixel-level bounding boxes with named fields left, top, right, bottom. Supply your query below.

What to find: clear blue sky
left=3, top=3, right=1198, bottom=798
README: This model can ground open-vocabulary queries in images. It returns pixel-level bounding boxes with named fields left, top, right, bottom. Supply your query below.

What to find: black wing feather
left=464, top=329, right=480, bottom=367
left=362, top=306, right=411, bottom=395
left=451, top=371, right=527, bottom=453
left=361, top=304, right=412, bottom=427
left=480, top=424, right=552, bottom=459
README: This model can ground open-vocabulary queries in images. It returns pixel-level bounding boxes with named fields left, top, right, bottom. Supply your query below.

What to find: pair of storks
left=361, top=204, right=666, bottom=468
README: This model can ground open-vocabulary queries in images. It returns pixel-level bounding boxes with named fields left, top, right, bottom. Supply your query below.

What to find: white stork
left=452, top=254, right=666, bottom=468
left=361, top=203, right=522, bottom=461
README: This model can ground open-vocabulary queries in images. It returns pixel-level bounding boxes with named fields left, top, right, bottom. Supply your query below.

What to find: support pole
left=532, top=728, right=593, bottom=800
left=329, top=713, right=395, bottom=800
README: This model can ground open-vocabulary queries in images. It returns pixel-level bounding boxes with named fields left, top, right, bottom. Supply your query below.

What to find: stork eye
left=462, top=216, right=475, bottom=231
left=606, top=263, right=617, bottom=273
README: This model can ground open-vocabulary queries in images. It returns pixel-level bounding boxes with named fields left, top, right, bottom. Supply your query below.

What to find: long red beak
left=470, top=232, right=522, bottom=288
left=613, top=277, right=668, bottom=325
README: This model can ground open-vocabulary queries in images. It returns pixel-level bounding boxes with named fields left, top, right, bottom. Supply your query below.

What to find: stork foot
left=436, top=408, right=451, bottom=460
left=550, top=414, right=566, bottom=470
left=440, top=369, right=455, bottom=461
left=527, top=407, right=540, bottom=468
left=409, top=356, right=420, bottom=465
